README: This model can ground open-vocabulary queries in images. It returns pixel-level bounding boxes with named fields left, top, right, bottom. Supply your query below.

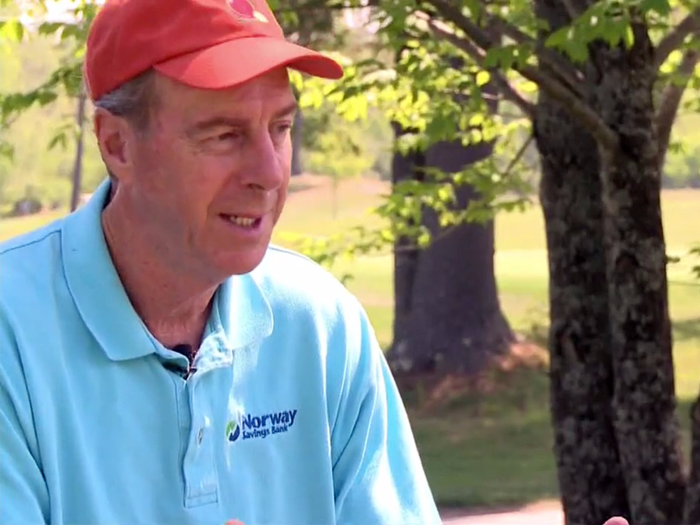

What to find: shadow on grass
left=675, top=317, right=700, bottom=342
left=404, top=331, right=699, bottom=511
left=402, top=362, right=558, bottom=509
left=516, top=316, right=700, bottom=351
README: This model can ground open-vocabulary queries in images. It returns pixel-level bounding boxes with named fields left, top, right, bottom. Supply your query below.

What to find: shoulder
left=0, top=219, right=66, bottom=374
left=0, top=217, right=64, bottom=256
left=0, top=219, right=65, bottom=292
left=250, top=244, right=375, bottom=361
left=252, top=243, right=363, bottom=318
left=0, top=221, right=67, bottom=372
left=254, top=243, right=341, bottom=285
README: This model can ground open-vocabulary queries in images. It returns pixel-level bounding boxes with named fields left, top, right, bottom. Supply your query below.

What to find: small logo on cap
left=228, top=0, right=269, bottom=23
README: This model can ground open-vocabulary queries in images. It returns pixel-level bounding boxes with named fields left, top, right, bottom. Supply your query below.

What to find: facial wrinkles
left=146, top=72, right=293, bottom=236
left=180, top=110, right=292, bottom=202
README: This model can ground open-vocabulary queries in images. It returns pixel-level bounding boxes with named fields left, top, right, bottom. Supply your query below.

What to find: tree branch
left=426, top=19, right=535, bottom=118
left=518, top=64, right=619, bottom=152
left=486, top=14, right=584, bottom=96
left=425, top=0, right=619, bottom=152
left=424, top=0, right=496, bottom=49
left=501, top=133, right=534, bottom=178
left=654, top=8, right=700, bottom=69
left=426, top=0, right=584, bottom=96
left=561, top=0, right=581, bottom=20
left=656, top=48, right=700, bottom=166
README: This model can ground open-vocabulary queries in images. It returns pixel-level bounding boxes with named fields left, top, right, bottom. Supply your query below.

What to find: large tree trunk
left=534, top=91, right=631, bottom=525
left=391, top=122, right=424, bottom=355
left=686, top=398, right=700, bottom=522
left=535, top=4, right=686, bottom=523
left=388, top=50, right=513, bottom=376
left=532, top=2, right=630, bottom=523
left=591, top=25, right=685, bottom=524
left=388, top=135, right=514, bottom=376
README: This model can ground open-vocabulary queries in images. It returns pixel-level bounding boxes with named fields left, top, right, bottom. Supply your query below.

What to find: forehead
left=154, top=69, right=296, bottom=120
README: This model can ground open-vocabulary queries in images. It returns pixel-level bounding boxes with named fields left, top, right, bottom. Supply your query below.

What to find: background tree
left=273, top=0, right=337, bottom=175
left=390, top=49, right=516, bottom=376
left=302, top=0, right=700, bottom=522
left=532, top=2, right=630, bottom=521
left=0, top=0, right=98, bottom=211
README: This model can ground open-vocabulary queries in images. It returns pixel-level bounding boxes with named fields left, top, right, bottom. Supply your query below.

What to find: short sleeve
left=330, top=299, right=441, bottom=525
left=0, top=309, right=49, bottom=525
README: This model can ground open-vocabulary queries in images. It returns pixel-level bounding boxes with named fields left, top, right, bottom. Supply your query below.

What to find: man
left=1, top=0, right=443, bottom=524
left=0, top=1, right=631, bottom=525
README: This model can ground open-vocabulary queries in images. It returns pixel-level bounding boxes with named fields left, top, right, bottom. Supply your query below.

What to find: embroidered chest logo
left=226, top=409, right=298, bottom=442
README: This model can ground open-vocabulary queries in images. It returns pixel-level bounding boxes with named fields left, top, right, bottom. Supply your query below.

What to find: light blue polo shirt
left=0, top=180, right=441, bottom=525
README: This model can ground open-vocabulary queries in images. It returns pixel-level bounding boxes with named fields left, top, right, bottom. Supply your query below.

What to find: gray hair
left=93, top=69, right=158, bottom=132
left=93, top=69, right=158, bottom=190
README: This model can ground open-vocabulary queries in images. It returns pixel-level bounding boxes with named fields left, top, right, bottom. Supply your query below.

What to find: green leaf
left=0, top=19, right=25, bottom=42
left=469, top=114, right=484, bottom=127
left=544, top=26, right=571, bottom=49
left=623, top=24, right=635, bottom=48
left=0, top=140, right=14, bottom=160
left=639, top=0, right=672, bottom=16
left=48, top=132, right=68, bottom=151
left=475, top=70, right=490, bottom=87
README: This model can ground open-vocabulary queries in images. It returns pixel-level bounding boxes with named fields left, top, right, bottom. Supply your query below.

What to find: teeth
left=227, top=215, right=256, bottom=227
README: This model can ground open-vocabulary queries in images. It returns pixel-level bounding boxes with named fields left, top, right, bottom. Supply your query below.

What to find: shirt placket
left=180, top=335, right=234, bottom=509
left=182, top=374, right=219, bottom=508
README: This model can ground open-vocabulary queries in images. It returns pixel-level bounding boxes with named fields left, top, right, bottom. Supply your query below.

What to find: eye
left=272, top=122, right=293, bottom=135
left=216, top=131, right=241, bottom=142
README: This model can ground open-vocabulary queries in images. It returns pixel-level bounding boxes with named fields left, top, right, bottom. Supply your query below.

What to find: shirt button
left=197, top=428, right=204, bottom=444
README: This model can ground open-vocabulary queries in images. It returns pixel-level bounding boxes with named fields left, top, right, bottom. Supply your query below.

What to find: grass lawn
left=2, top=175, right=700, bottom=510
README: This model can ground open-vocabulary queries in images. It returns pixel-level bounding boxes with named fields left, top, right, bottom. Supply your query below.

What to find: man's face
left=102, top=68, right=295, bottom=280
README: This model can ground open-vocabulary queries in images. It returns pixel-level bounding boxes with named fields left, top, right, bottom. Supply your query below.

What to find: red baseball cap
left=84, top=0, right=344, bottom=101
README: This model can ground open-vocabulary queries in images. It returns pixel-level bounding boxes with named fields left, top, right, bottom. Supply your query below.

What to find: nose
left=239, top=131, right=287, bottom=192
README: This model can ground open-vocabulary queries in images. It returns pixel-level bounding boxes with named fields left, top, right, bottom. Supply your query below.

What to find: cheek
left=135, top=140, right=222, bottom=206
left=125, top=137, right=219, bottom=244
left=131, top=140, right=174, bottom=193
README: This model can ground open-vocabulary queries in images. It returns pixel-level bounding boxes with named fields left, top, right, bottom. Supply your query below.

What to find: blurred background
left=1, top=0, right=700, bottom=523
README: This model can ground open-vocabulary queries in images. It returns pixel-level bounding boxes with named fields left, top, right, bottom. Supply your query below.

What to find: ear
left=93, top=108, right=137, bottom=184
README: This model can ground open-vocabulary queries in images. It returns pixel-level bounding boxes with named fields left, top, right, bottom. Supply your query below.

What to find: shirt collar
left=61, top=179, right=273, bottom=361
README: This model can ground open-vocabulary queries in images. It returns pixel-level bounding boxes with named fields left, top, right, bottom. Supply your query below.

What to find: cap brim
left=153, top=36, right=344, bottom=90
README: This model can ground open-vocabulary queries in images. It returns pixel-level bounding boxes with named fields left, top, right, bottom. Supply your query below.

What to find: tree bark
left=388, top=49, right=514, bottom=376
left=685, top=397, right=700, bottom=523
left=534, top=95, right=631, bottom=525
left=532, top=2, right=630, bottom=524
left=388, top=135, right=515, bottom=376
left=391, top=122, right=424, bottom=358
left=591, top=26, right=686, bottom=524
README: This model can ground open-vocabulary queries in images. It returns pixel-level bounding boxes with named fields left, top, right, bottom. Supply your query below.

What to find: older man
left=0, top=0, right=441, bottom=524
left=0, top=1, right=631, bottom=525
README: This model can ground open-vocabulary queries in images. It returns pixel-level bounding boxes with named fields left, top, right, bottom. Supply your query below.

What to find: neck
left=101, top=203, right=217, bottom=350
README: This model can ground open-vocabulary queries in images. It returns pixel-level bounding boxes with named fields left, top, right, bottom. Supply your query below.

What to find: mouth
left=220, top=214, right=263, bottom=229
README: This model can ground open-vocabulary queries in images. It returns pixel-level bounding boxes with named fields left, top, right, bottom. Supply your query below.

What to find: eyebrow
left=187, top=100, right=299, bottom=134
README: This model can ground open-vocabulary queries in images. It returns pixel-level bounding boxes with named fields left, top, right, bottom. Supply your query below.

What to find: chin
left=216, top=246, right=269, bottom=276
